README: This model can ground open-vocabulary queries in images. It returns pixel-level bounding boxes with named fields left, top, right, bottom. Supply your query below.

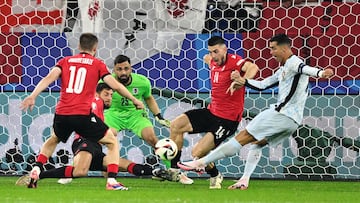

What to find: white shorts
left=246, top=108, right=299, bottom=146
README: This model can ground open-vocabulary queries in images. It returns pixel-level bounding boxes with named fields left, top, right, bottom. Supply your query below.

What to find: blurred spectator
left=272, top=0, right=321, bottom=8
left=273, top=0, right=356, bottom=8
left=63, top=0, right=103, bottom=33
left=64, top=0, right=79, bottom=32
left=217, top=0, right=358, bottom=8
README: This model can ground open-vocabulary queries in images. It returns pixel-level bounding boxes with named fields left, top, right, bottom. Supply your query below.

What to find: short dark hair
left=270, top=33, right=291, bottom=46
left=96, top=82, right=112, bottom=94
left=114, top=54, right=131, bottom=65
left=79, top=33, right=98, bottom=51
left=208, top=36, right=226, bottom=46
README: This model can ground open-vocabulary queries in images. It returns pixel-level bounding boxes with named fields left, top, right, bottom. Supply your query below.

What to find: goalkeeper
left=103, top=55, right=171, bottom=165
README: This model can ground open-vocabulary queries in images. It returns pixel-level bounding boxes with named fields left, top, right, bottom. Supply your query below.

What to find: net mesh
left=0, top=0, right=359, bottom=180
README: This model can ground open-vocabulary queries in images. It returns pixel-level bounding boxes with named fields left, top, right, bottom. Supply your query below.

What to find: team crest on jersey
left=91, top=116, right=96, bottom=123
left=91, top=102, right=97, bottom=111
left=132, top=88, right=139, bottom=95
left=281, top=70, right=286, bottom=80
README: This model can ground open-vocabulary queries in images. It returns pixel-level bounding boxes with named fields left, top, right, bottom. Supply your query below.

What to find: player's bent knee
left=169, top=121, right=180, bottom=131
left=73, top=167, right=89, bottom=177
left=100, top=130, right=118, bottom=145
left=109, top=128, right=118, bottom=137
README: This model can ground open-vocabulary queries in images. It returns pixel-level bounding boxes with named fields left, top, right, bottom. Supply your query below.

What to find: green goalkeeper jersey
left=106, top=73, right=151, bottom=118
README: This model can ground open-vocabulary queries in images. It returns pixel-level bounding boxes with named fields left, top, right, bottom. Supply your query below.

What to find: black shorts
left=185, top=108, right=239, bottom=146
left=53, top=113, right=108, bottom=143
left=72, top=137, right=105, bottom=171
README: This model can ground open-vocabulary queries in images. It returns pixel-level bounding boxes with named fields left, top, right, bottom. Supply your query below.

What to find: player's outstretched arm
left=320, top=68, right=334, bottom=78
left=145, top=96, right=170, bottom=127
left=144, top=95, right=160, bottom=115
left=103, top=74, right=144, bottom=109
left=20, top=67, right=61, bottom=112
left=297, top=64, right=334, bottom=79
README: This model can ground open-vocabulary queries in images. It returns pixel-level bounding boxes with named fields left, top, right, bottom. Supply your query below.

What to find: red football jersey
left=208, top=53, right=246, bottom=122
left=91, top=97, right=105, bottom=121
left=74, top=97, right=104, bottom=140
left=55, top=53, right=110, bottom=115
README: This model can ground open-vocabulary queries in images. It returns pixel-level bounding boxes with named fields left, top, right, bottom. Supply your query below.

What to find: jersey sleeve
left=234, top=55, right=247, bottom=71
left=297, top=63, right=323, bottom=77
left=289, top=56, right=323, bottom=77
left=55, top=57, right=66, bottom=69
left=245, top=69, right=281, bottom=91
left=98, top=62, right=111, bottom=79
left=143, top=77, right=152, bottom=99
left=228, top=54, right=247, bottom=71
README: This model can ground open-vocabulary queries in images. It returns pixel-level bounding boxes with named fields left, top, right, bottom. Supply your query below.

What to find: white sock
left=201, top=137, right=242, bottom=165
left=107, top=178, right=117, bottom=184
left=241, top=144, right=262, bottom=179
left=32, top=166, right=40, bottom=174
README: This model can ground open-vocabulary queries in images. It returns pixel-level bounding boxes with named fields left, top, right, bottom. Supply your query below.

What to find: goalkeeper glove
left=154, top=113, right=170, bottom=128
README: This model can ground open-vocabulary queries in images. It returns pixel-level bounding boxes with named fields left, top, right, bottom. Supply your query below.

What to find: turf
left=1, top=176, right=359, bottom=203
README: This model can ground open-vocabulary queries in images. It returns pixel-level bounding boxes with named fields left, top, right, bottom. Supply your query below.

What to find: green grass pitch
left=1, top=176, right=359, bottom=203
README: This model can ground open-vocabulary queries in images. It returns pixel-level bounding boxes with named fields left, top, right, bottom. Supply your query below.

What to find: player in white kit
left=177, top=33, right=334, bottom=189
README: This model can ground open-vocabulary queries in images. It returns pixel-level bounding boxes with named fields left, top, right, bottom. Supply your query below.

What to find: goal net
left=0, top=0, right=359, bottom=180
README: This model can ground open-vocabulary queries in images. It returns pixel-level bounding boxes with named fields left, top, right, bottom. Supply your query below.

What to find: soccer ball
left=154, top=138, right=178, bottom=161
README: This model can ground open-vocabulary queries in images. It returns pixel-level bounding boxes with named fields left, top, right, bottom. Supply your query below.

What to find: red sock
left=107, top=164, right=119, bottom=178
left=36, top=154, right=48, bottom=164
left=107, top=164, right=119, bottom=174
left=65, top=166, right=74, bottom=177
left=127, top=162, right=136, bottom=174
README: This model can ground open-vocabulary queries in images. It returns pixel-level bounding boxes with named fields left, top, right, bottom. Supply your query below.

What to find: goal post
left=0, top=0, right=359, bottom=180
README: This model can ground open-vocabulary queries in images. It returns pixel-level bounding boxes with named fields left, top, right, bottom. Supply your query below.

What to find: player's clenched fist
left=230, top=70, right=241, bottom=81
left=227, top=76, right=246, bottom=95
left=321, top=69, right=334, bottom=78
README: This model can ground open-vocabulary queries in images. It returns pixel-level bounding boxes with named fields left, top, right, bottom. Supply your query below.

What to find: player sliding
left=17, top=83, right=170, bottom=187
left=178, top=33, right=334, bottom=189
left=20, top=33, right=144, bottom=190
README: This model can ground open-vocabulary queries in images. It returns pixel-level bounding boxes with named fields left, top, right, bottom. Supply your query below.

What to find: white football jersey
left=246, top=55, right=324, bottom=124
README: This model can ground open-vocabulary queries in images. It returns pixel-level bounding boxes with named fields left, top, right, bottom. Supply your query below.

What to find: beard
left=219, top=56, right=226, bottom=66
left=117, top=75, right=130, bottom=85
left=214, top=57, right=225, bottom=66
left=104, top=104, right=111, bottom=109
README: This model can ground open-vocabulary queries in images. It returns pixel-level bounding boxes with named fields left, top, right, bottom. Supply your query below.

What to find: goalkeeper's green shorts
left=104, top=110, right=153, bottom=138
